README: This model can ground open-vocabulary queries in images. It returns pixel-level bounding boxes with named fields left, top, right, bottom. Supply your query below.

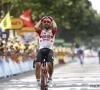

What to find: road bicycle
left=40, top=59, right=49, bottom=90
left=33, top=59, right=49, bottom=90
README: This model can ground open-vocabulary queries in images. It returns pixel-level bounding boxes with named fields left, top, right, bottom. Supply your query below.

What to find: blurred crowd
left=0, top=35, right=74, bottom=64
left=0, top=36, right=38, bottom=63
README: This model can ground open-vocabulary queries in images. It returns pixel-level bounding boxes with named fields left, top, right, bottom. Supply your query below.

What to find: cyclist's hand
left=41, top=17, right=46, bottom=22
left=48, top=16, right=54, bottom=21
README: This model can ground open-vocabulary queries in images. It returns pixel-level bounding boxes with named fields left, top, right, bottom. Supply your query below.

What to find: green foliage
left=0, top=0, right=100, bottom=45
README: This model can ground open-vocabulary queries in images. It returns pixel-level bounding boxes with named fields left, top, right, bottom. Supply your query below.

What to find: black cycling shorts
left=35, top=48, right=54, bottom=62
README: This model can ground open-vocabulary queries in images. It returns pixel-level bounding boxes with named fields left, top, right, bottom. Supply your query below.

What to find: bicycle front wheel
left=41, top=69, right=48, bottom=90
left=41, top=69, right=44, bottom=90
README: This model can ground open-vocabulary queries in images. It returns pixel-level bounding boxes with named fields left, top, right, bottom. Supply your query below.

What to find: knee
left=36, top=62, right=41, bottom=69
left=48, top=62, right=53, bottom=68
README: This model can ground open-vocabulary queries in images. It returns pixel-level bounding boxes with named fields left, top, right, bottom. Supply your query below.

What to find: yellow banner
left=1, top=12, right=12, bottom=31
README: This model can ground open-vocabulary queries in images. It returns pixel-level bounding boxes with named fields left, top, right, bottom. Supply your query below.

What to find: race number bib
left=2, top=34, right=7, bottom=39
left=0, top=32, right=9, bottom=40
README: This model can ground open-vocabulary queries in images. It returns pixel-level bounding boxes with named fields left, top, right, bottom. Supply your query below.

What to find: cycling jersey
left=36, top=28, right=56, bottom=50
left=77, top=49, right=84, bottom=55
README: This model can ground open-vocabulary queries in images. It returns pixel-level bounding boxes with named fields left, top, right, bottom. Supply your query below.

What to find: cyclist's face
left=43, top=19, right=51, bottom=29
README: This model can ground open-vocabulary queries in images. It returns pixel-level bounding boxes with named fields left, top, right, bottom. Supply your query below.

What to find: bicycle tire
left=41, top=69, right=44, bottom=90
left=45, top=73, right=48, bottom=90
left=41, top=69, right=47, bottom=90
left=41, top=69, right=48, bottom=90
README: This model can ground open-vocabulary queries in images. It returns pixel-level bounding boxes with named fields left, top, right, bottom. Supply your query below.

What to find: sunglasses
left=43, top=19, right=51, bottom=23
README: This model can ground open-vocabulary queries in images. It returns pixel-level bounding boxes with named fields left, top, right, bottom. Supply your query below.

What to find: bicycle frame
left=40, top=60, right=48, bottom=90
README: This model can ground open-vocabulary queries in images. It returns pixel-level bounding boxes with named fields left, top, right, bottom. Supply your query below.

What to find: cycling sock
left=49, top=75, right=52, bottom=80
left=37, top=79, right=40, bottom=85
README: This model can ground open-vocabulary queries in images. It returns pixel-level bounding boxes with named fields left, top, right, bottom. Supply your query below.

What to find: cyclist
left=98, top=50, right=100, bottom=64
left=77, top=48, right=84, bottom=66
left=34, top=16, right=57, bottom=89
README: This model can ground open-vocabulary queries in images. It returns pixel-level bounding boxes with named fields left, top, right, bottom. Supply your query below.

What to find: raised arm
left=52, top=20, right=57, bottom=30
left=34, top=17, right=45, bottom=31
left=34, top=20, right=41, bottom=31
left=48, top=16, right=57, bottom=31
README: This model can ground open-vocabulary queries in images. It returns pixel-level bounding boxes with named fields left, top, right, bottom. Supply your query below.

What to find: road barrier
left=0, top=56, right=34, bottom=78
left=0, top=56, right=74, bottom=78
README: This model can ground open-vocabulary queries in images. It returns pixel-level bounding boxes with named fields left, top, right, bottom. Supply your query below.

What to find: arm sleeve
left=52, top=29, right=57, bottom=36
left=36, top=28, right=42, bottom=36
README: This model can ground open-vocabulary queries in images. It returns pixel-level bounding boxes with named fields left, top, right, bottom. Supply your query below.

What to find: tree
left=0, top=0, right=100, bottom=46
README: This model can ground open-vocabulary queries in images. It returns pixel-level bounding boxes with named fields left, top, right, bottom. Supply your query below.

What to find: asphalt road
left=0, top=57, right=100, bottom=90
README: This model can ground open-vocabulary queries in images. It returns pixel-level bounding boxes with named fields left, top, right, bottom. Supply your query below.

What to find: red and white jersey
left=36, top=28, right=56, bottom=49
